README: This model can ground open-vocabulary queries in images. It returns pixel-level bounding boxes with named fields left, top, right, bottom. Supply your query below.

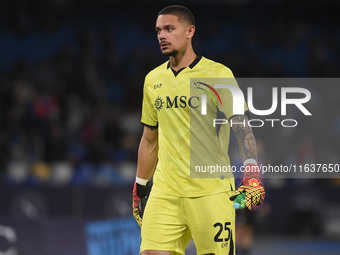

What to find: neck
left=169, top=46, right=196, bottom=71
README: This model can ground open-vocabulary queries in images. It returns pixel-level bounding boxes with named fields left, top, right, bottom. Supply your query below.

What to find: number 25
left=213, top=222, right=231, bottom=242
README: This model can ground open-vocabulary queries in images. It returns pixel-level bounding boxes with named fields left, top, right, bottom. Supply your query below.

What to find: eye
left=167, top=27, right=173, bottom=31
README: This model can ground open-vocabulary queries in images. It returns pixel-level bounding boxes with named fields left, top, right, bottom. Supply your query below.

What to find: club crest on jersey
left=154, top=96, right=164, bottom=111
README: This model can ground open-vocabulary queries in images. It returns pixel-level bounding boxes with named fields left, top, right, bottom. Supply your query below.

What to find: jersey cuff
left=141, top=122, right=158, bottom=129
left=227, top=110, right=251, bottom=122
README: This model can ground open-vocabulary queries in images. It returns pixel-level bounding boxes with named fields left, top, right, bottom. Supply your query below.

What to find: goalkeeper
left=133, top=5, right=265, bottom=255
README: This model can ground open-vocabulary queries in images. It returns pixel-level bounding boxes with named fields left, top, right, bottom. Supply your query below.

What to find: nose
left=158, top=30, right=165, bottom=40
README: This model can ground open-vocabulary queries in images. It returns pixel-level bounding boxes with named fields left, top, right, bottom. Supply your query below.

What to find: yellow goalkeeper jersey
left=141, top=55, right=248, bottom=197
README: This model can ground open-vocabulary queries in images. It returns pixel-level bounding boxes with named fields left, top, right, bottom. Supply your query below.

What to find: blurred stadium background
left=0, top=0, right=339, bottom=254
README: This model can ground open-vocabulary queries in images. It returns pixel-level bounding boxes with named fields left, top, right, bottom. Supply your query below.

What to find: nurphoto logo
left=200, top=84, right=311, bottom=128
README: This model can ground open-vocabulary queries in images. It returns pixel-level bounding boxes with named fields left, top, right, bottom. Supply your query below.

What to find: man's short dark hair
left=158, top=5, right=195, bottom=27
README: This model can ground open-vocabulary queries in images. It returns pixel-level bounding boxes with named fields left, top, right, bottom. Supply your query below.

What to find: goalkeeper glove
left=229, top=162, right=265, bottom=212
left=132, top=177, right=150, bottom=227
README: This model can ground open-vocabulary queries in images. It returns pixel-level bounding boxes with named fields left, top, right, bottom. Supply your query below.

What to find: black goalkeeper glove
left=132, top=181, right=150, bottom=227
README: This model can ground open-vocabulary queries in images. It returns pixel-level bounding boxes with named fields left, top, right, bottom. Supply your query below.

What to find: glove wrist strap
left=136, top=182, right=150, bottom=197
left=243, top=159, right=260, bottom=180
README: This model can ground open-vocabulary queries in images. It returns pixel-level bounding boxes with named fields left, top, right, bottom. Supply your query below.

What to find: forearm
left=136, top=134, right=158, bottom=180
left=133, top=128, right=157, bottom=227
left=230, top=115, right=265, bottom=209
left=231, top=115, right=257, bottom=162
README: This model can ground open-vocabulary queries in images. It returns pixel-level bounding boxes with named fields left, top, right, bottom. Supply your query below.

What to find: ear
left=187, top=25, right=195, bottom=39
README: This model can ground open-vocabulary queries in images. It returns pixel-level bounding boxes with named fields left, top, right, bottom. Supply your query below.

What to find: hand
left=229, top=178, right=265, bottom=212
left=132, top=182, right=150, bottom=227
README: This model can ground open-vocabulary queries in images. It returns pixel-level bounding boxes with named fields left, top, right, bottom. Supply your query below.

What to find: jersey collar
left=167, top=54, right=202, bottom=77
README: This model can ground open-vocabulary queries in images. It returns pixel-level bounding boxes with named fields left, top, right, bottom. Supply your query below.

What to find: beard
left=162, top=49, right=178, bottom=57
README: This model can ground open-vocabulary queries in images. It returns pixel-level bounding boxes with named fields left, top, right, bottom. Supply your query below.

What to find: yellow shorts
left=141, top=190, right=235, bottom=255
